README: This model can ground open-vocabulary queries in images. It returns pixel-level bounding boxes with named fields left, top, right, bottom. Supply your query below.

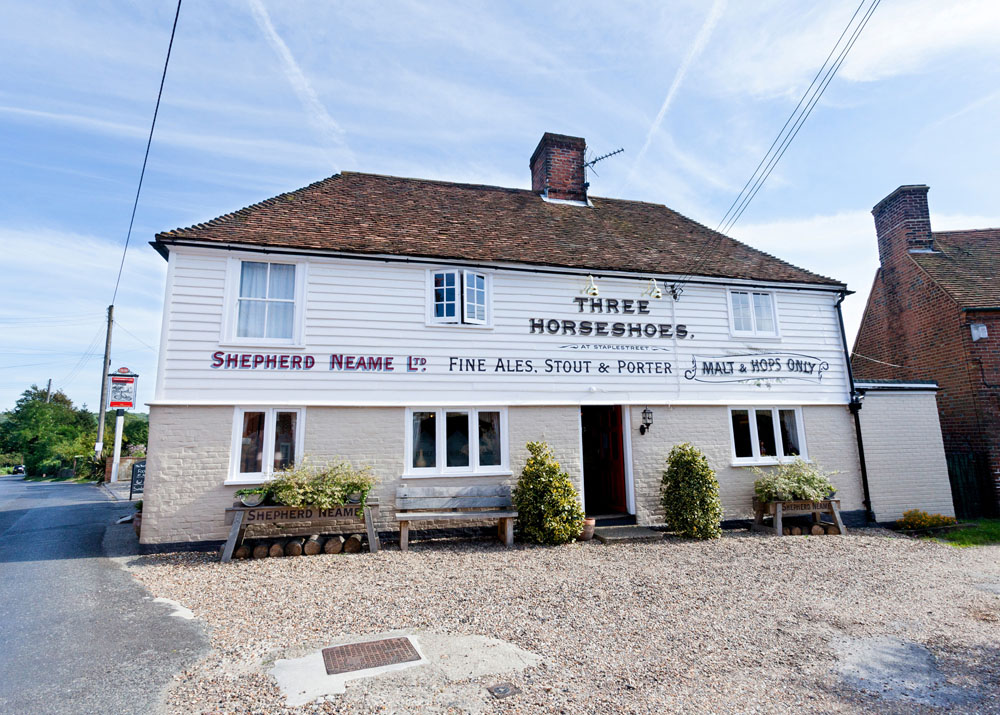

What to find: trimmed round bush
left=660, top=443, right=723, bottom=540
left=513, top=441, right=585, bottom=545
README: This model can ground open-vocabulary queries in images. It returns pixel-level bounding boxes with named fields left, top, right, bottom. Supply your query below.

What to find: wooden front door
left=581, top=405, right=627, bottom=515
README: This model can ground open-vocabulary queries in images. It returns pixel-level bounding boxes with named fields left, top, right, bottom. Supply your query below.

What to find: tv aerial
left=584, top=147, right=624, bottom=175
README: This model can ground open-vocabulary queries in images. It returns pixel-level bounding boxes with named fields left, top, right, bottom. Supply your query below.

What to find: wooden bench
left=395, top=485, right=517, bottom=551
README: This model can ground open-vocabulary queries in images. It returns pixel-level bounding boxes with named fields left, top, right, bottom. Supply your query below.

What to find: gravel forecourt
left=129, top=529, right=1000, bottom=714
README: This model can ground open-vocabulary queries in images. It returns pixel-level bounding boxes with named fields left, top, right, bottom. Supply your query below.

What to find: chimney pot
left=530, top=132, right=587, bottom=202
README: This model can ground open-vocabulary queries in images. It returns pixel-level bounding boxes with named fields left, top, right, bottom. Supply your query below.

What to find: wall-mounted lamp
left=639, top=407, right=653, bottom=435
left=582, top=275, right=600, bottom=297
left=642, top=278, right=663, bottom=299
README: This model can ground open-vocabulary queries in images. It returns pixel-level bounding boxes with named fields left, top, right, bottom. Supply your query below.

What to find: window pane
left=731, top=291, right=753, bottom=332
left=731, top=409, right=752, bottom=458
left=756, top=409, right=777, bottom=457
left=464, top=272, right=487, bottom=322
left=240, top=411, right=265, bottom=473
left=446, top=412, right=470, bottom=467
left=412, top=411, right=436, bottom=468
left=237, top=300, right=266, bottom=338
left=266, top=301, right=294, bottom=339
left=779, top=410, right=801, bottom=456
left=239, top=261, right=268, bottom=298
left=753, top=293, right=775, bottom=334
left=433, top=272, right=458, bottom=320
left=478, top=411, right=501, bottom=466
left=268, top=264, right=295, bottom=300
left=273, top=411, right=297, bottom=471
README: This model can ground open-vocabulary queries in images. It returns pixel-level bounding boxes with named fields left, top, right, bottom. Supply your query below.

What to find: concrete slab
left=270, top=630, right=541, bottom=709
left=834, top=635, right=976, bottom=707
left=593, top=525, right=663, bottom=543
left=975, top=583, right=1000, bottom=596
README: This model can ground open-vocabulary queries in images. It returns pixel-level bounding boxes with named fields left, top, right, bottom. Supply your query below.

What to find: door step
left=592, top=525, right=663, bottom=543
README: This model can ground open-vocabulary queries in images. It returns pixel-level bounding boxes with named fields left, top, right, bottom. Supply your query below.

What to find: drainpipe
left=836, top=292, right=875, bottom=523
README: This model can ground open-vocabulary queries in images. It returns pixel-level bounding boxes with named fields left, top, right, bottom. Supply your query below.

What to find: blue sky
left=3, top=0, right=1000, bottom=411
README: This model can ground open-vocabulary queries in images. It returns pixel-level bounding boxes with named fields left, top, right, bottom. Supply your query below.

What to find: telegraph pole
left=95, top=305, right=114, bottom=458
left=45, top=379, right=52, bottom=403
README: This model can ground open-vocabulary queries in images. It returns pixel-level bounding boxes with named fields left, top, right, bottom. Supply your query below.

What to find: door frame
left=578, top=405, right=636, bottom=516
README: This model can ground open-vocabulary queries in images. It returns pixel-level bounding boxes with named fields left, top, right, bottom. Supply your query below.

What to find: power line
left=111, top=0, right=182, bottom=305
left=115, top=322, right=158, bottom=353
left=672, top=0, right=880, bottom=294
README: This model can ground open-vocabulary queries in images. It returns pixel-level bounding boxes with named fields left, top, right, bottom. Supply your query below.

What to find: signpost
left=108, top=367, right=138, bottom=483
left=129, top=460, right=146, bottom=500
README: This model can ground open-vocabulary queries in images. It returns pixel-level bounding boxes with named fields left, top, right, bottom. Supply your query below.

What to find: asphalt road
left=0, top=475, right=207, bottom=714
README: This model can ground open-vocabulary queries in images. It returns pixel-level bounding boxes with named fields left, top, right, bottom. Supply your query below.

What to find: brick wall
left=529, top=133, right=587, bottom=201
left=627, top=405, right=864, bottom=524
left=854, top=185, right=1000, bottom=509
left=856, top=390, right=954, bottom=521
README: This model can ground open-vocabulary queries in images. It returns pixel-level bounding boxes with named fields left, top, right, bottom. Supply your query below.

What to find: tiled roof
left=155, top=172, right=844, bottom=287
left=910, top=229, right=1000, bottom=308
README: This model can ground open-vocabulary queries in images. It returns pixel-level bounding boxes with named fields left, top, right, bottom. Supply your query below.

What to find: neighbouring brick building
left=853, top=185, right=1000, bottom=518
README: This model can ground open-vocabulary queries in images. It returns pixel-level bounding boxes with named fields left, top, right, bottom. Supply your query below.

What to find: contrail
left=624, top=0, right=727, bottom=188
left=247, top=0, right=354, bottom=168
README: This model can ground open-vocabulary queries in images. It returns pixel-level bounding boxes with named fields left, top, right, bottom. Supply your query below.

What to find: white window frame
left=727, top=406, right=807, bottom=466
left=727, top=288, right=780, bottom=338
left=403, top=407, right=509, bottom=477
left=227, top=407, right=306, bottom=484
left=221, top=256, right=307, bottom=347
left=425, top=268, right=493, bottom=327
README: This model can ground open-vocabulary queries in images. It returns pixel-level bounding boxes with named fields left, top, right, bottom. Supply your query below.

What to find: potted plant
left=133, top=499, right=143, bottom=537
left=752, top=459, right=837, bottom=505
left=234, top=485, right=270, bottom=507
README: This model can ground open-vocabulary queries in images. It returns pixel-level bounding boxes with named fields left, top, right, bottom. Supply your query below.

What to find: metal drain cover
left=488, top=682, right=521, bottom=699
left=321, top=637, right=421, bottom=675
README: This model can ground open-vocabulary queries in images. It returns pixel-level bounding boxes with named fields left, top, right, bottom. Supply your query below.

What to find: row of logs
left=782, top=523, right=841, bottom=536
left=224, top=533, right=366, bottom=560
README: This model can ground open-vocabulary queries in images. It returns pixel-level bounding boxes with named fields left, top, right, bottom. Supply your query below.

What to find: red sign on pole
left=108, top=368, right=138, bottom=409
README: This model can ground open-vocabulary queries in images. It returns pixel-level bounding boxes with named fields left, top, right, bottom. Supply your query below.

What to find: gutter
left=836, top=292, right=875, bottom=523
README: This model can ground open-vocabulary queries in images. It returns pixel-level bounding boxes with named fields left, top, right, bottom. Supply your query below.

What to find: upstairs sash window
left=729, top=289, right=777, bottom=337
left=429, top=269, right=490, bottom=325
left=237, top=261, right=296, bottom=339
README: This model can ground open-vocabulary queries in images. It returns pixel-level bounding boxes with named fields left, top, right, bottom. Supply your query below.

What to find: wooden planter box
left=752, top=498, right=846, bottom=536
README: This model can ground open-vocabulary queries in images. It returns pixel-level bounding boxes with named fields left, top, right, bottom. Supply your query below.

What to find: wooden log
left=810, top=524, right=825, bottom=536
left=284, top=537, right=305, bottom=557
left=303, top=535, right=323, bottom=555
left=324, top=535, right=345, bottom=554
left=269, top=540, right=286, bottom=557
left=825, top=524, right=841, bottom=535
left=252, top=542, right=269, bottom=559
left=790, top=526, right=802, bottom=536
left=782, top=526, right=791, bottom=536
left=233, top=544, right=250, bottom=560
left=344, top=533, right=364, bottom=553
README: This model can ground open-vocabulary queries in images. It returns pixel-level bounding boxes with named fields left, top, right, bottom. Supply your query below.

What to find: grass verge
left=22, top=474, right=100, bottom=484
left=934, top=520, right=1000, bottom=548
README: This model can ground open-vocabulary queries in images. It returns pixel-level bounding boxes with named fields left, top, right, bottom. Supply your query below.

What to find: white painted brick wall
left=857, top=391, right=955, bottom=521
left=628, top=405, right=865, bottom=524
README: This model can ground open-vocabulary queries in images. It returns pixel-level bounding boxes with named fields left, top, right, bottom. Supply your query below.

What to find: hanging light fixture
left=582, top=275, right=600, bottom=297
left=639, top=407, right=653, bottom=435
left=641, top=278, right=663, bottom=299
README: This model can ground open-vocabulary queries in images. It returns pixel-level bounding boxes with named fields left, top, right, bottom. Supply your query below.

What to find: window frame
left=222, top=257, right=307, bottom=347
left=425, top=268, right=493, bottom=328
left=727, top=406, right=807, bottom=466
left=227, top=406, right=306, bottom=484
left=727, top=287, right=780, bottom=338
left=403, top=406, right=510, bottom=477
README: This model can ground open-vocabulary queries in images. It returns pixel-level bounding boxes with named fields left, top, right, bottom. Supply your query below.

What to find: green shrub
left=752, top=458, right=836, bottom=503
left=512, top=441, right=585, bottom=545
left=660, top=443, right=722, bottom=539
left=260, top=459, right=376, bottom=508
left=896, top=509, right=956, bottom=530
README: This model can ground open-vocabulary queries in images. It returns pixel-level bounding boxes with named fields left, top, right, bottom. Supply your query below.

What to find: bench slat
left=396, top=485, right=510, bottom=498
left=395, top=510, right=518, bottom=521
left=397, top=496, right=511, bottom=509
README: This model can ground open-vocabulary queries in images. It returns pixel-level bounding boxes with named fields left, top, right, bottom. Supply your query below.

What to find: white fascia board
left=160, top=240, right=848, bottom=294
left=855, top=382, right=939, bottom=392
left=147, top=397, right=850, bottom=408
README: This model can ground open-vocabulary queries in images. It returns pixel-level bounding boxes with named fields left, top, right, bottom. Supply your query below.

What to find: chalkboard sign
left=129, top=460, right=146, bottom=500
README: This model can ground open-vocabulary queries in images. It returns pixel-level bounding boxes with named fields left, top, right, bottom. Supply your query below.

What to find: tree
left=0, top=385, right=96, bottom=475
left=660, top=443, right=723, bottom=540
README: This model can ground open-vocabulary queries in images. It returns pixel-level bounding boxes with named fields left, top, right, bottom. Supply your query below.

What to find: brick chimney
left=530, top=133, right=587, bottom=202
left=871, top=185, right=933, bottom=266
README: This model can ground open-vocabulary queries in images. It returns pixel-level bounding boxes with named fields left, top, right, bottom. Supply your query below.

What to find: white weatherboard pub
left=140, top=133, right=869, bottom=546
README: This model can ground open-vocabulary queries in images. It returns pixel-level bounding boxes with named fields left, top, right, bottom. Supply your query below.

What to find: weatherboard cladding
left=155, top=171, right=844, bottom=287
